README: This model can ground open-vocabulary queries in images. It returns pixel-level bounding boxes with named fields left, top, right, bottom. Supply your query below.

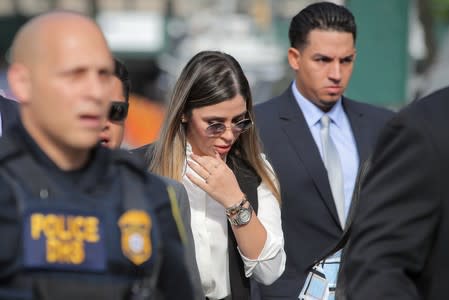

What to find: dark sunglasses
left=109, top=101, right=129, bottom=122
left=205, top=118, right=253, bottom=137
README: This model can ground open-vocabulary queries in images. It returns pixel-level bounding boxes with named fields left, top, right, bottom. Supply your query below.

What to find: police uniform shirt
left=0, top=122, right=194, bottom=300
left=0, top=95, right=19, bottom=137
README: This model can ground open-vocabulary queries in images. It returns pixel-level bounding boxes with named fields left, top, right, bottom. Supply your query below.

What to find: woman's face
left=185, top=94, right=247, bottom=160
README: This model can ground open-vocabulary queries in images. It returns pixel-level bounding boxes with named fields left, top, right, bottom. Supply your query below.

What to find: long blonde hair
left=148, top=51, right=280, bottom=202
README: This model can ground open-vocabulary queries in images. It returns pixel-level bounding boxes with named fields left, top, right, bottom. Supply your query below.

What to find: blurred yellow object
left=124, top=94, right=165, bottom=149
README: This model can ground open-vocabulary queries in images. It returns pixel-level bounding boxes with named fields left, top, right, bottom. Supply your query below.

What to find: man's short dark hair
left=289, top=1, right=356, bottom=50
left=114, top=58, right=131, bottom=102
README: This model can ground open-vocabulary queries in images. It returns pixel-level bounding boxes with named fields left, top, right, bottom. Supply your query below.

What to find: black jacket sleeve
left=338, top=110, right=440, bottom=300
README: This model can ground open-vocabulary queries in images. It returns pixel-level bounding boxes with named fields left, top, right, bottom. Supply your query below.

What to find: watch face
left=237, top=208, right=252, bottom=225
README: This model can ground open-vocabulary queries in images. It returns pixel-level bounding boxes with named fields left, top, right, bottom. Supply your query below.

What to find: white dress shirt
left=183, top=144, right=286, bottom=299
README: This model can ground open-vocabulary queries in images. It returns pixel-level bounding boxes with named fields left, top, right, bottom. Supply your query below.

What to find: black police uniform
left=0, top=122, right=194, bottom=300
left=0, top=95, right=19, bottom=134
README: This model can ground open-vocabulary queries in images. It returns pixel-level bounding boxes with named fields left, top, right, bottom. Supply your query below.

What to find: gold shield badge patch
left=118, top=210, right=152, bottom=265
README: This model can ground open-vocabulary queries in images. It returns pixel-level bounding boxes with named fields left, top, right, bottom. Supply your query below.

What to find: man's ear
left=7, top=63, right=31, bottom=103
left=287, top=47, right=301, bottom=71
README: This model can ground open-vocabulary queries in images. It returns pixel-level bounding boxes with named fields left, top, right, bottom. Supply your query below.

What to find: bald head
left=11, top=11, right=110, bottom=66
left=7, top=10, right=115, bottom=170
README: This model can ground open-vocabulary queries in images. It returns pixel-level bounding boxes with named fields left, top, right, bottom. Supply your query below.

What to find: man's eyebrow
left=312, top=54, right=333, bottom=61
left=312, top=53, right=355, bottom=60
left=312, top=53, right=330, bottom=58
left=58, top=66, right=88, bottom=75
left=312, top=52, right=332, bottom=59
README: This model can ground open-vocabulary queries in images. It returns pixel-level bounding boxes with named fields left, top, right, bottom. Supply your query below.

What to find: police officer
left=0, top=11, right=193, bottom=300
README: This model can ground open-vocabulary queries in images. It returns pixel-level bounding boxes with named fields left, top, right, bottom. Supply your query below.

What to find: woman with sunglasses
left=136, top=51, right=286, bottom=300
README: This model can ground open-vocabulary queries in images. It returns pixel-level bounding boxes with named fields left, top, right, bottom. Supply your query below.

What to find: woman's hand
left=186, top=153, right=244, bottom=208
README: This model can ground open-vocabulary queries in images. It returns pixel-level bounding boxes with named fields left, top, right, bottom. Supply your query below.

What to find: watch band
left=225, top=195, right=247, bottom=217
left=227, top=200, right=253, bottom=226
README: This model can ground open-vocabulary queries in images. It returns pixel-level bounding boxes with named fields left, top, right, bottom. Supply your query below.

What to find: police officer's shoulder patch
left=118, top=210, right=152, bottom=265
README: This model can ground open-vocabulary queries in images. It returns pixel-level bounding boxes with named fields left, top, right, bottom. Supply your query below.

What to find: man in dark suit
left=337, top=87, right=449, bottom=300
left=254, top=2, right=393, bottom=299
left=0, top=95, right=19, bottom=136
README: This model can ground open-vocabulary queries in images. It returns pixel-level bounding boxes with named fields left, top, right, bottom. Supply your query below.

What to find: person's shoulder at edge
left=378, top=85, right=449, bottom=139
left=404, top=85, right=449, bottom=117
left=0, top=95, right=19, bottom=106
left=129, top=143, right=153, bottom=166
left=109, top=147, right=172, bottom=213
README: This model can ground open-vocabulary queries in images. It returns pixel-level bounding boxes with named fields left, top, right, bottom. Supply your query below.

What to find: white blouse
left=183, top=146, right=286, bottom=299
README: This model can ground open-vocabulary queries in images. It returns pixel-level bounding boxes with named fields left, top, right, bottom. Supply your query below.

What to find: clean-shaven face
left=289, top=29, right=356, bottom=111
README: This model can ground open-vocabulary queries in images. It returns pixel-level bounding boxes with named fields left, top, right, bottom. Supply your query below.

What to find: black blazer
left=0, top=96, right=19, bottom=135
left=253, top=87, right=393, bottom=299
left=337, top=86, right=449, bottom=300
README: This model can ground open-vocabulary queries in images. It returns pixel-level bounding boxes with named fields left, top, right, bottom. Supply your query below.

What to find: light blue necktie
left=320, top=115, right=345, bottom=228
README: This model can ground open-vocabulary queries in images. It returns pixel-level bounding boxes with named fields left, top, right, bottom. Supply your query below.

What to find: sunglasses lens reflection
left=207, top=123, right=226, bottom=135
left=235, top=119, right=252, bottom=132
left=206, top=119, right=252, bottom=136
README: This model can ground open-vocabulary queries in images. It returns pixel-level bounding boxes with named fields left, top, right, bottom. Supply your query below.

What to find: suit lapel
left=343, top=98, right=371, bottom=164
left=276, top=94, right=374, bottom=231
left=278, top=89, right=341, bottom=228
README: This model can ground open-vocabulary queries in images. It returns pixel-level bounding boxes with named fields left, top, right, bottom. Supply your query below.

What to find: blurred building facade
left=1, top=0, right=448, bottom=147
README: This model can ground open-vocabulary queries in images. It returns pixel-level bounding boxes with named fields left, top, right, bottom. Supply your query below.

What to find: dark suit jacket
left=254, top=87, right=393, bottom=299
left=337, top=86, right=449, bottom=300
left=0, top=96, right=19, bottom=135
